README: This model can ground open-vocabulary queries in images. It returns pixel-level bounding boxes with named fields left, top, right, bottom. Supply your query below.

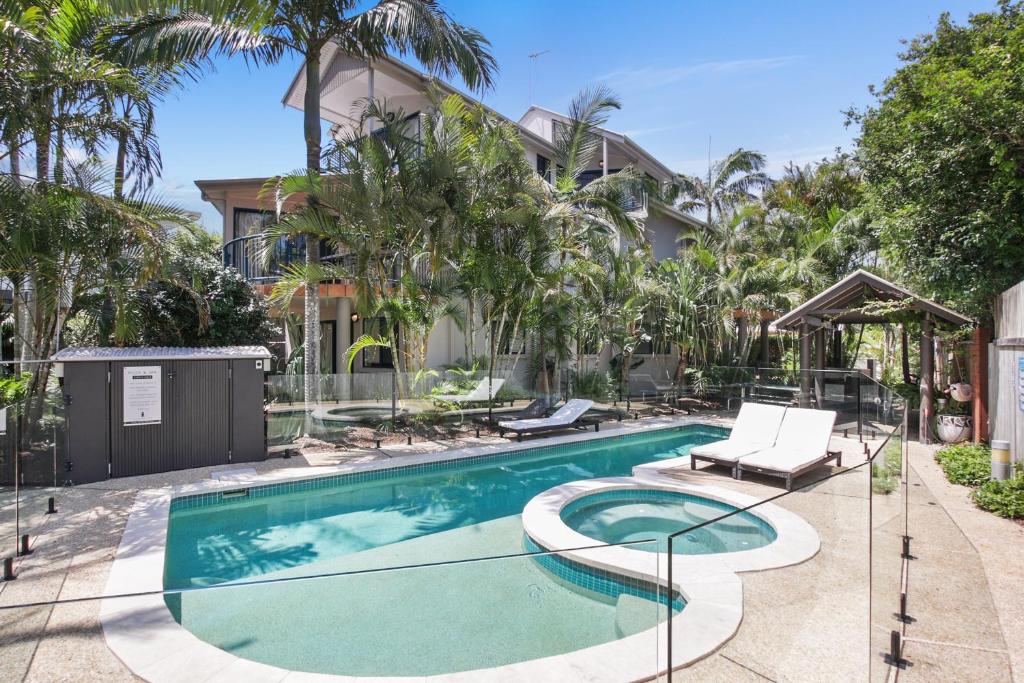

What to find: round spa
left=561, top=489, right=777, bottom=554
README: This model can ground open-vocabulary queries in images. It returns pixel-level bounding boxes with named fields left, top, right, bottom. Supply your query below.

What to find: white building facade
left=196, top=48, right=702, bottom=382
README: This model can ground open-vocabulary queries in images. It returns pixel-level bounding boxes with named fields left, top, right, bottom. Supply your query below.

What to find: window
left=360, top=317, right=395, bottom=369
left=296, top=322, right=338, bottom=374
left=536, top=155, right=551, bottom=183
left=233, top=208, right=273, bottom=240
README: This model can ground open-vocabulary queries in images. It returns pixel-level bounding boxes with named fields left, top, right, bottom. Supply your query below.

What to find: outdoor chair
left=472, top=397, right=555, bottom=437
left=737, top=407, right=841, bottom=490
left=434, top=378, right=505, bottom=405
left=690, top=402, right=787, bottom=477
left=497, top=399, right=599, bottom=442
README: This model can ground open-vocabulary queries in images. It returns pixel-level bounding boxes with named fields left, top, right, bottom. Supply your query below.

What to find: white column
left=602, top=137, right=608, bottom=176
left=337, top=297, right=352, bottom=373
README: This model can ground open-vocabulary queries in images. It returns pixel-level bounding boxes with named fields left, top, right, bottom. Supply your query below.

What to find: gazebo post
left=759, top=317, right=770, bottom=369
left=799, top=323, right=812, bottom=408
left=920, top=315, right=934, bottom=444
left=814, top=328, right=826, bottom=408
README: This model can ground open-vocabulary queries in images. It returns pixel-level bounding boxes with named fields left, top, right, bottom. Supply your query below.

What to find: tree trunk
left=114, top=127, right=128, bottom=200
left=301, top=51, right=323, bottom=427
left=304, top=53, right=322, bottom=170
left=8, top=131, right=19, bottom=177
left=35, top=120, right=50, bottom=183
left=53, top=127, right=65, bottom=185
left=900, top=324, right=913, bottom=385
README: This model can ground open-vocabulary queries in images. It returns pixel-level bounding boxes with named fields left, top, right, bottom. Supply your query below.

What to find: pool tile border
left=100, top=415, right=752, bottom=683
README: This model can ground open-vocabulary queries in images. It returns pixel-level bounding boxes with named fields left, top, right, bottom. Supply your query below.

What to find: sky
left=148, top=0, right=995, bottom=230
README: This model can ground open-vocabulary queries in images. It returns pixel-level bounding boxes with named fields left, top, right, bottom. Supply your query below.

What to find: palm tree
left=111, top=0, right=496, bottom=407
left=670, top=148, right=771, bottom=227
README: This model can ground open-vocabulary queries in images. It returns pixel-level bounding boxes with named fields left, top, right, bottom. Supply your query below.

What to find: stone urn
left=936, top=414, right=972, bottom=444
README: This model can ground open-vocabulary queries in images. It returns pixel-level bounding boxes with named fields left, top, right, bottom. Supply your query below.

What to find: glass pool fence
left=0, top=360, right=946, bottom=680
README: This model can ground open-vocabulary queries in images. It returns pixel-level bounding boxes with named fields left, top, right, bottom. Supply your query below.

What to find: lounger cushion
left=727, top=402, right=787, bottom=445
left=499, top=399, right=593, bottom=431
left=739, top=408, right=837, bottom=472
left=436, top=378, right=505, bottom=402
left=690, top=439, right=769, bottom=463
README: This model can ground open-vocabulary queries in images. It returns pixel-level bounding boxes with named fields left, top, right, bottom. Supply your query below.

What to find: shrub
left=972, top=467, right=1024, bottom=519
left=934, top=443, right=991, bottom=487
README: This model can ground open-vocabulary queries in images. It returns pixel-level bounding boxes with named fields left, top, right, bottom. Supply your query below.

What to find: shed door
left=110, top=361, right=175, bottom=477
left=170, top=360, right=231, bottom=470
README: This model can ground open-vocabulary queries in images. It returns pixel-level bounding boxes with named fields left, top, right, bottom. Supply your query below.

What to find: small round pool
left=561, top=489, right=777, bottom=554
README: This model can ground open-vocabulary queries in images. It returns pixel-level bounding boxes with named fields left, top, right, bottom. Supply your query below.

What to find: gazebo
left=772, top=269, right=974, bottom=443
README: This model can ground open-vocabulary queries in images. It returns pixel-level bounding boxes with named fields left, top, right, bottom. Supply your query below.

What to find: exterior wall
left=990, top=279, right=1024, bottom=465
left=645, top=209, right=685, bottom=261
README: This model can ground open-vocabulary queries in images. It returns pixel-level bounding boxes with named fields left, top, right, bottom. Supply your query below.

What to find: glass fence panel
left=870, top=422, right=906, bottom=682
left=662, top=456, right=872, bottom=680
left=0, top=396, right=19, bottom=568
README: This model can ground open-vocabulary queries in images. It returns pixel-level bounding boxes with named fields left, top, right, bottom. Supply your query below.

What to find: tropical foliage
left=853, top=1, right=1024, bottom=322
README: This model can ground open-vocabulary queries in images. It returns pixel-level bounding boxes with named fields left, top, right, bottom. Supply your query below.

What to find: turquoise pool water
left=165, top=425, right=724, bottom=676
left=561, top=489, right=777, bottom=554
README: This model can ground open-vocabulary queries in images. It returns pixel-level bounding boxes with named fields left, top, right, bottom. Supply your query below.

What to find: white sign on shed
left=123, top=366, right=161, bottom=426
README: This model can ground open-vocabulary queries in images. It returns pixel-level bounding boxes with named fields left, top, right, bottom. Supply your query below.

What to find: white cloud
left=595, top=56, right=801, bottom=91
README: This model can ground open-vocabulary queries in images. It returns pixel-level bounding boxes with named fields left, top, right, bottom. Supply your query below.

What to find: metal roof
left=772, top=269, right=973, bottom=331
left=51, top=346, right=272, bottom=362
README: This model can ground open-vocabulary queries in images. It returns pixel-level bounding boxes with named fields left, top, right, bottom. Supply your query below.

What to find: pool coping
left=99, top=415, right=779, bottom=683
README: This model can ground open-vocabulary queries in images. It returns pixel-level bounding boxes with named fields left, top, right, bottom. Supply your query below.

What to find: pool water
left=165, top=425, right=724, bottom=676
left=561, top=489, right=777, bottom=554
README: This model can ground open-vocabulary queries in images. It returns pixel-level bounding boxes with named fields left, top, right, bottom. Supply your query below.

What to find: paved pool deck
left=0, top=416, right=1019, bottom=682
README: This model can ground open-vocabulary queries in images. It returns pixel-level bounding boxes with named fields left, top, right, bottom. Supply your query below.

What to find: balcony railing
left=224, top=232, right=434, bottom=286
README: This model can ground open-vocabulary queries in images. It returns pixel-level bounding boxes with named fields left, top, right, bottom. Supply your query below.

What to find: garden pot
left=936, top=414, right=972, bottom=444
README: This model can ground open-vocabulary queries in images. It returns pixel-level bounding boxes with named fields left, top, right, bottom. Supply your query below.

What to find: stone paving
left=0, top=417, right=1018, bottom=682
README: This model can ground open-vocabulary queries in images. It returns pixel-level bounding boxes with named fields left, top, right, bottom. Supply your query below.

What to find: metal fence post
left=856, top=373, right=863, bottom=442
left=391, top=370, right=397, bottom=423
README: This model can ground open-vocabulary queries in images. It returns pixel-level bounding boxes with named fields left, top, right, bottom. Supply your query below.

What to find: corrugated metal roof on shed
left=51, top=346, right=272, bottom=362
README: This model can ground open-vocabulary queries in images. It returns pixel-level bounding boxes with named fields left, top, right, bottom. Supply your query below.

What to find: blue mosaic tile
left=524, top=536, right=684, bottom=612
left=170, top=424, right=729, bottom=513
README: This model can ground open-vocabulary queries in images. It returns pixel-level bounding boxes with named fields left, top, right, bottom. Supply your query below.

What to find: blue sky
left=151, top=0, right=993, bottom=230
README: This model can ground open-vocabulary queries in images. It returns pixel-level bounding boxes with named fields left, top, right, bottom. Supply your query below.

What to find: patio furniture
left=434, top=378, right=506, bottom=405
left=737, top=408, right=842, bottom=490
left=690, top=402, right=787, bottom=477
left=472, top=397, right=555, bottom=437
left=498, top=399, right=599, bottom=442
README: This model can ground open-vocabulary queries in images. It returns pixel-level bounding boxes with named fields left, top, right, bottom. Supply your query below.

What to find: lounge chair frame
left=736, top=449, right=843, bottom=491
left=498, top=417, right=601, bottom=442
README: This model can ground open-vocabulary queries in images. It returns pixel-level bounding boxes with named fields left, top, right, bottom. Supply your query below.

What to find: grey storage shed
left=52, top=346, right=270, bottom=483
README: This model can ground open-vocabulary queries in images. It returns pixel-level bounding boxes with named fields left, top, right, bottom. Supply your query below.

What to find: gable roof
left=772, top=269, right=973, bottom=330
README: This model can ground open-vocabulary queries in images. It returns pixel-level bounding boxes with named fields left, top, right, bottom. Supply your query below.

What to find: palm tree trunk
left=301, top=50, right=323, bottom=426
left=53, top=127, right=65, bottom=185
left=114, top=127, right=128, bottom=200
left=7, top=132, right=19, bottom=177
left=303, top=53, right=322, bottom=171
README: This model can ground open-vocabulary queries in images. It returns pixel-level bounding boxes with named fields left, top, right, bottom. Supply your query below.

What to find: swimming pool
left=164, top=425, right=724, bottom=676
left=561, top=488, right=777, bottom=554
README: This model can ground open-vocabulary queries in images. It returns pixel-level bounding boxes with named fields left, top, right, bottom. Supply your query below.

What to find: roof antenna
left=528, top=50, right=550, bottom=106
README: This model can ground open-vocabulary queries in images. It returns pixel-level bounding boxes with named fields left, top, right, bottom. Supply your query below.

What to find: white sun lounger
left=689, top=402, right=787, bottom=477
left=434, top=377, right=506, bottom=404
left=738, top=408, right=841, bottom=490
left=498, top=399, right=598, bottom=441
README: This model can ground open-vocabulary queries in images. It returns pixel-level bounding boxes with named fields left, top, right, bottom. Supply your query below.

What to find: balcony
left=223, top=233, right=433, bottom=287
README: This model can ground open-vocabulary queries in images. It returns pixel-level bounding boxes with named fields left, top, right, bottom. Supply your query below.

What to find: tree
left=853, top=1, right=1024, bottom=322
left=113, top=0, right=496, bottom=407
left=670, top=148, right=770, bottom=227
left=136, top=230, right=278, bottom=346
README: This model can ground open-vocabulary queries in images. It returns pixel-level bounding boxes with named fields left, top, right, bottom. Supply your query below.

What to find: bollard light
left=991, top=440, right=1011, bottom=481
